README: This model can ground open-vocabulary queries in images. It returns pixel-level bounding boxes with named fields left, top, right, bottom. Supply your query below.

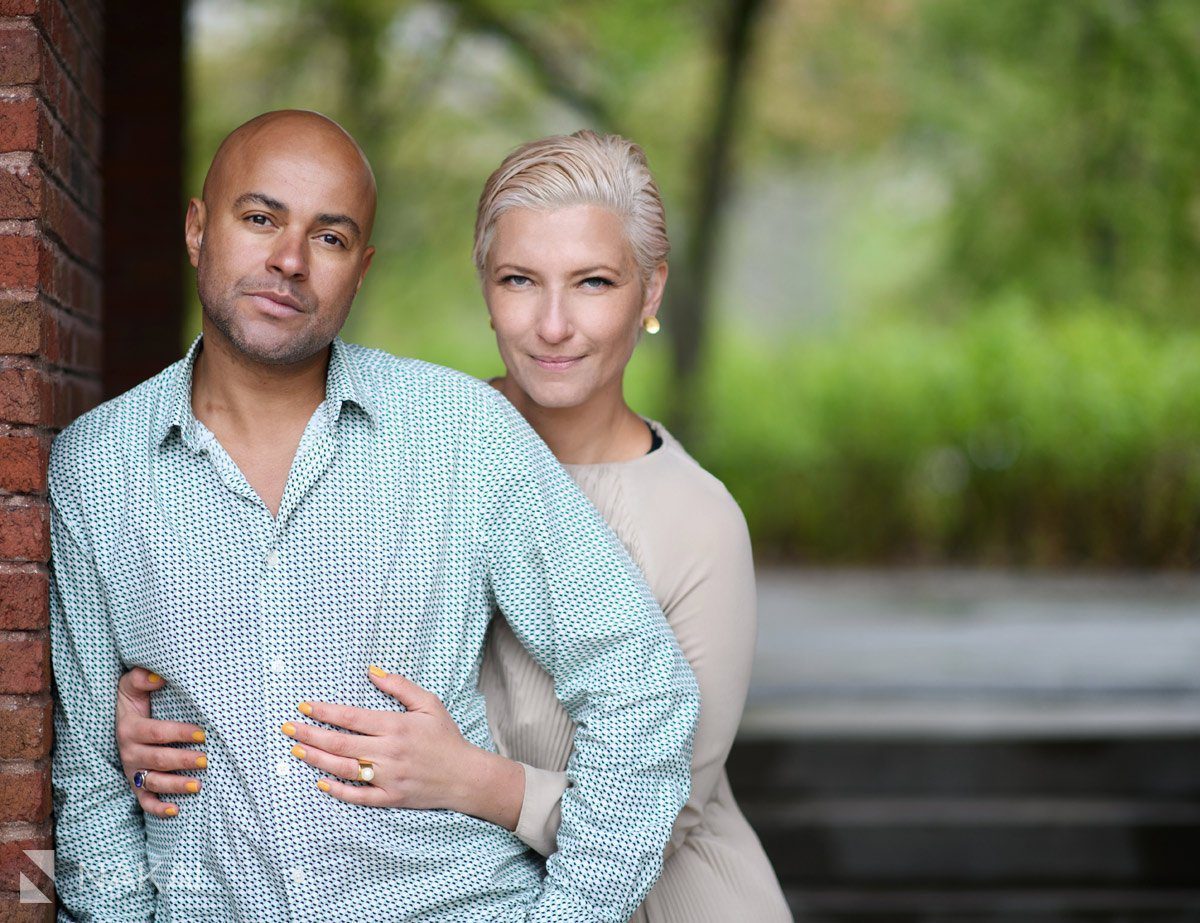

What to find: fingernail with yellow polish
left=195, top=755, right=207, bottom=769
left=185, top=781, right=200, bottom=793
left=165, top=805, right=178, bottom=816
left=368, top=664, right=388, bottom=678
left=317, top=780, right=331, bottom=792
left=298, top=702, right=313, bottom=716
left=148, top=673, right=162, bottom=684
left=281, top=722, right=296, bottom=737
left=291, top=745, right=306, bottom=759
left=192, top=730, right=206, bottom=743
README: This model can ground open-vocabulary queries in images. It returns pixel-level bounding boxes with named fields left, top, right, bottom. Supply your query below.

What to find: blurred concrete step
left=741, top=795, right=1200, bottom=887
left=727, top=737, right=1200, bottom=800
left=782, top=889, right=1200, bottom=923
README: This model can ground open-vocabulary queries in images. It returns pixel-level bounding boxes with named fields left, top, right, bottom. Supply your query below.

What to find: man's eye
left=319, top=234, right=345, bottom=248
left=246, top=214, right=269, bottom=226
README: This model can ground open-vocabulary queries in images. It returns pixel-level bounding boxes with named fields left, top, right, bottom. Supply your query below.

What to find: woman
left=114, top=130, right=792, bottom=921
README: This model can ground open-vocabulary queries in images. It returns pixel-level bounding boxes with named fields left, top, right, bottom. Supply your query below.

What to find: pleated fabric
left=479, top=421, right=793, bottom=922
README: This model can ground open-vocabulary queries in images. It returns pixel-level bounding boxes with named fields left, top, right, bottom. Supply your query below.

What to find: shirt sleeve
left=507, top=475, right=757, bottom=865
left=49, top=478, right=156, bottom=921
left=479, top=395, right=700, bottom=923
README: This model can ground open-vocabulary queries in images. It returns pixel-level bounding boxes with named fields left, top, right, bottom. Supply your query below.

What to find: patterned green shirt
left=49, top=336, right=699, bottom=922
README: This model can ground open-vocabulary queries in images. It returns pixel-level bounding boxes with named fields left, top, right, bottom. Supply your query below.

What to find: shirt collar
left=154, top=335, right=373, bottom=449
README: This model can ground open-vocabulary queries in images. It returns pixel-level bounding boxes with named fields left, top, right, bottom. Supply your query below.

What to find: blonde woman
left=114, top=130, right=791, bottom=921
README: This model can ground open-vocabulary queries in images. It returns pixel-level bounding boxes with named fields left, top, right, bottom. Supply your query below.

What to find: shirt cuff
left=514, top=763, right=570, bottom=857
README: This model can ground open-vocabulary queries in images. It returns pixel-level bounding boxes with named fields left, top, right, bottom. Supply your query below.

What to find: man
left=49, top=110, right=699, bottom=921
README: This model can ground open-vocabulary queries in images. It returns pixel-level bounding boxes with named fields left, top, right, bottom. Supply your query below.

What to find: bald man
left=48, top=111, right=699, bottom=921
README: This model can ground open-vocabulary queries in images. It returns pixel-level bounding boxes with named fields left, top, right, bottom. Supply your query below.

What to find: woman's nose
left=534, top=290, right=572, bottom=344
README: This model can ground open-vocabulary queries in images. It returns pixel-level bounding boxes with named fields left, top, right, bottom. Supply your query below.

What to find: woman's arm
left=504, top=487, right=759, bottom=859
left=113, top=668, right=209, bottom=817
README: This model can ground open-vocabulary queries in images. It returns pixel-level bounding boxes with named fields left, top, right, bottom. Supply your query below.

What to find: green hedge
left=693, top=300, right=1200, bottom=566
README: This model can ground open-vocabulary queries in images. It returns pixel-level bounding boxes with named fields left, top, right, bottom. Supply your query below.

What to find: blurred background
left=183, top=1, right=1200, bottom=919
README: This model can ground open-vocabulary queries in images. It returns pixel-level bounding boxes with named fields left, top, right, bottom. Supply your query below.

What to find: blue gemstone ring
left=132, top=770, right=150, bottom=789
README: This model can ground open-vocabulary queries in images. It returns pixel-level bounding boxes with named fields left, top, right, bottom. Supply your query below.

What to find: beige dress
left=479, top=421, right=793, bottom=922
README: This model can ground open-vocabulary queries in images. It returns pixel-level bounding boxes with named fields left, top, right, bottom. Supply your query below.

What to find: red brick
left=0, top=299, right=41, bottom=355
left=0, top=367, right=48, bottom=426
left=0, top=894, right=55, bottom=922
left=0, top=767, right=50, bottom=823
left=0, top=501, right=48, bottom=560
left=0, top=827, right=53, bottom=899
left=42, top=177, right=100, bottom=267
left=0, top=22, right=40, bottom=86
left=53, top=372, right=99, bottom=426
left=0, top=154, right=41, bottom=220
left=0, top=634, right=48, bottom=694
left=0, top=97, right=38, bottom=154
left=0, top=893, right=55, bottom=922
left=0, top=0, right=39, bottom=15
left=0, top=696, right=52, bottom=760
left=63, top=0, right=102, bottom=61
left=0, top=568, right=48, bottom=631
left=48, top=308, right=99, bottom=371
left=0, top=434, right=47, bottom=494
left=0, top=234, right=37, bottom=289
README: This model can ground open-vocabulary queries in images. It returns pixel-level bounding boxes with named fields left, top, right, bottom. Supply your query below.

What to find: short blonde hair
left=473, top=130, right=670, bottom=284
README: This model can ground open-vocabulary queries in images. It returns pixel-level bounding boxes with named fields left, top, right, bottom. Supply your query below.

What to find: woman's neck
left=494, top=376, right=650, bottom=465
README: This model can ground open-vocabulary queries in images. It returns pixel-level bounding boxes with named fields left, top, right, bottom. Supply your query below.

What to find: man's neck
left=191, top=322, right=329, bottom=443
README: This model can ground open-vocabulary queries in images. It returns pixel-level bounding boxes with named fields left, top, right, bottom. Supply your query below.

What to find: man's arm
left=479, top=393, right=700, bottom=923
left=49, top=471, right=156, bottom=921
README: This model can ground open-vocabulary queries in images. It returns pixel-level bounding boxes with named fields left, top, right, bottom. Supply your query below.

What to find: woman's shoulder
left=581, top=421, right=751, bottom=560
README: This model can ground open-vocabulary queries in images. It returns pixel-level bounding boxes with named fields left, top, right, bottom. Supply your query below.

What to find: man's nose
left=267, top=229, right=309, bottom=280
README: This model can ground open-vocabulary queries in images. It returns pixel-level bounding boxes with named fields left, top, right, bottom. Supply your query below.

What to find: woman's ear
left=641, top=261, right=669, bottom=323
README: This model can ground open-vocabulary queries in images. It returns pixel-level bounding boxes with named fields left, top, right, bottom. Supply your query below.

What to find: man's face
left=185, top=126, right=376, bottom=366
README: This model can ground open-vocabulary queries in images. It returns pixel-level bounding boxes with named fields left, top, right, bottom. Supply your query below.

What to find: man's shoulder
left=49, top=361, right=180, bottom=485
left=341, top=342, right=513, bottom=422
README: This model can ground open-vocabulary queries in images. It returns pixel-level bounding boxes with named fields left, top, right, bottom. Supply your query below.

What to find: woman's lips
left=532, top=355, right=583, bottom=371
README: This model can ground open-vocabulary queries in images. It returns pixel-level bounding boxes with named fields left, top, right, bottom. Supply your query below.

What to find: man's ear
left=184, top=198, right=206, bottom=268
left=355, top=245, right=376, bottom=293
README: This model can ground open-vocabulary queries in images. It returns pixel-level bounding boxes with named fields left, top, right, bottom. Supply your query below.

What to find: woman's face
left=483, top=204, right=666, bottom=411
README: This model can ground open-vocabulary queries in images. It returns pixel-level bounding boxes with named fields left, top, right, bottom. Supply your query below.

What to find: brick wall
left=0, top=0, right=103, bottom=916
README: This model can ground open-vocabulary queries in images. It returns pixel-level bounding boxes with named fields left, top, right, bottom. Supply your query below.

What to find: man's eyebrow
left=315, top=213, right=362, bottom=241
left=232, top=193, right=362, bottom=241
left=232, top=191, right=287, bottom=213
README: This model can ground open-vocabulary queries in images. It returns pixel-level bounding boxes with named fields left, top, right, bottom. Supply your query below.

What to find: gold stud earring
left=642, top=316, right=661, bottom=335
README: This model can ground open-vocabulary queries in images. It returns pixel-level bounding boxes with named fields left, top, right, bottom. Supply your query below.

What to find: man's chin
left=221, top=321, right=331, bottom=367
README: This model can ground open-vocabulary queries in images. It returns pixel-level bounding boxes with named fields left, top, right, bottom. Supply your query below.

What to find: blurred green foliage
left=188, top=0, right=1200, bottom=565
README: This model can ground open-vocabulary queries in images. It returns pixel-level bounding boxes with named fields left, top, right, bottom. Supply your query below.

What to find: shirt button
left=275, top=759, right=291, bottom=777
left=265, top=549, right=280, bottom=568
left=270, top=657, right=287, bottom=674
left=290, top=866, right=305, bottom=884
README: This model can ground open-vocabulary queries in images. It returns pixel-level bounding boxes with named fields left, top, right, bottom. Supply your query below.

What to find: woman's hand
left=115, top=668, right=207, bottom=818
left=286, top=666, right=525, bottom=830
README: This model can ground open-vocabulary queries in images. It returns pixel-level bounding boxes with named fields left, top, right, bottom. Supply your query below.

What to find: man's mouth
left=245, top=290, right=305, bottom=316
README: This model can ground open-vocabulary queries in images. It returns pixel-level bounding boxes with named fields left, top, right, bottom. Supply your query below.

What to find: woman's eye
left=502, top=275, right=531, bottom=286
left=581, top=276, right=613, bottom=290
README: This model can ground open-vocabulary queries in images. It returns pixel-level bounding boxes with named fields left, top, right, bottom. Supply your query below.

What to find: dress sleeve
left=656, top=489, right=757, bottom=859
left=478, top=394, right=700, bottom=922
left=514, top=764, right=569, bottom=857
left=49, top=474, right=156, bottom=921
